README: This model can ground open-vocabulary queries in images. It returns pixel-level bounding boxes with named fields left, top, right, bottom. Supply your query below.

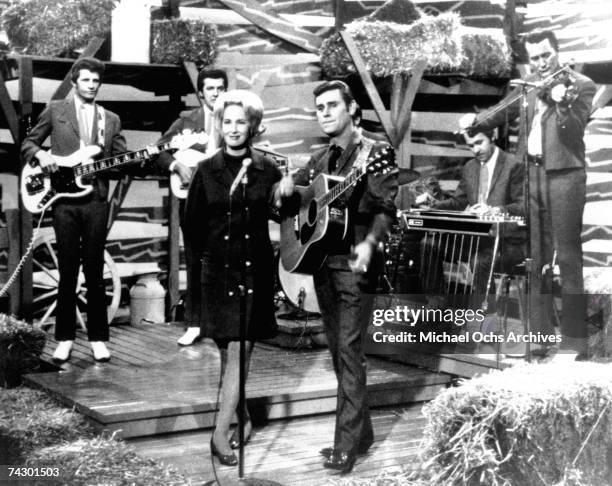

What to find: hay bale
left=1, top=0, right=113, bottom=57
left=0, top=387, right=94, bottom=463
left=0, top=314, right=46, bottom=388
left=150, top=19, right=217, bottom=67
left=28, top=437, right=186, bottom=485
left=319, top=13, right=511, bottom=78
left=414, top=363, right=612, bottom=485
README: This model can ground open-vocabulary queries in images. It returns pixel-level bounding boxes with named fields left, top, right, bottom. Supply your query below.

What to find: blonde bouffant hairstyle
left=213, top=89, right=264, bottom=141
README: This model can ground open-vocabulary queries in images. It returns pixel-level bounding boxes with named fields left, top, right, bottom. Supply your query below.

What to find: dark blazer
left=475, top=68, right=596, bottom=172
left=21, top=98, right=126, bottom=199
left=288, top=135, right=398, bottom=249
left=155, top=107, right=208, bottom=171
left=433, top=149, right=524, bottom=216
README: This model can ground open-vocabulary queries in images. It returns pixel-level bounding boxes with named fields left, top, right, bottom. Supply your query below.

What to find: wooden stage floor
left=130, top=403, right=427, bottom=485
left=24, top=321, right=452, bottom=440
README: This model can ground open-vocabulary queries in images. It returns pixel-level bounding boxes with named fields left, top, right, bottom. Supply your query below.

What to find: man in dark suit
left=427, top=128, right=525, bottom=299
left=461, top=29, right=596, bottom=361
left=278, top=80, right=398, bottom=473
left=155, top=68, right=227, bottom=346
left=21, top=57, right=127, bottom=363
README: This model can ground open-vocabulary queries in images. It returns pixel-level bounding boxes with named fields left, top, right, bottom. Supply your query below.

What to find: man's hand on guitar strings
left=36, top=150, right=58, bottom=174
left=349, top=241, right=373, bottom=274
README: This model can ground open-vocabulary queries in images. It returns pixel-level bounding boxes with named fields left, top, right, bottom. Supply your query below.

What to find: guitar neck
left=319, top=165, right=366, bottom=209
left=74, top=141, right=173, bottom=177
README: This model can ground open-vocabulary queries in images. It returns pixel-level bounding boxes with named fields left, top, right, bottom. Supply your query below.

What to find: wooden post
left=392, top=60, right=426, bottom=167
left=18, top=56, right=34, bottom=320
left=167, top=192, right=180, bottom=321
left=166, top=92, right=182, bottom=320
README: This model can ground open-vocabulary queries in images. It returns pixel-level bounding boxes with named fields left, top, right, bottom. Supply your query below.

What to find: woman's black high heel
left=229, top=421, right=252, bottom=449
left=210, top=437, right=238, bottom=466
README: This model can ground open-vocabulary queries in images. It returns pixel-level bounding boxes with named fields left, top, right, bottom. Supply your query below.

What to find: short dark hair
left=466, top=126, right=495, bottom=140
left=70, top=57, right=105, bottom=83
left=197, top=68, right=228, bottom=92
left=524, top=29, right=559, bottom=52
left=313, top=80, right=355, bottom=108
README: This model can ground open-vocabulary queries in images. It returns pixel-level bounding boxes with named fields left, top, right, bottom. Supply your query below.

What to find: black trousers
left=313, top=255, right=374, bottom=454
left=529, top=166, right=587, bottom=352
left=52, top=197, right=109, bottom=342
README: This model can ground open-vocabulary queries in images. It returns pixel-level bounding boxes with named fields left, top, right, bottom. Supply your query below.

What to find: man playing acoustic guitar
left=277, top=80, right=398, bottom=473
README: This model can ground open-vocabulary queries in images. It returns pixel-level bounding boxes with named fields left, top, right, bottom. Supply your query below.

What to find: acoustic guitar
left=280, top=146, right=395, bottom=274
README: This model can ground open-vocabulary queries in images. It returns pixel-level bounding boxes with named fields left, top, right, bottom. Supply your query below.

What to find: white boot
left=52, top=340, right=74, bottom=363
left=91, top=341, right=111, bottom=362
left=177, top=327, right=201, bottom=346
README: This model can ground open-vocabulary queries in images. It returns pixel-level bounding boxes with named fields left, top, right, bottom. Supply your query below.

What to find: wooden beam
left=182, top=61, right=199, bottom=94
left=215, top=0, right=321, bottom=54
left=107, top=176, right=133, bottom=233
left=167, top=191, right=180, bottom=321
left=18, top=55, right=34, bottom=321
left=0, top=66, right=20, bottom=144
left=340, top=31, right=394, bottom=144
left=5, top=209, right=20, bottom=316
left=591, top=85, right=612, bottom=116
left=394, top=59, right=426, bottom=146
left=50, top=36, right=106, bottom=101
left=179, top=7, right=334, bottom=27
left=390, top=74, right=405, bottom=129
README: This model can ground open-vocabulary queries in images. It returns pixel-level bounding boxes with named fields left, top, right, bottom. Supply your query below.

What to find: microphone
left=229, top=157, right=252, bottom=196
left=509, top=79, right=540, bottom=88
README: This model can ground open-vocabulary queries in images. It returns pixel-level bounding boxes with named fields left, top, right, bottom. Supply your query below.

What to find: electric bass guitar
left=280, top=146, right=396, bottom=274
left=21, top=131, right=207, bottom=214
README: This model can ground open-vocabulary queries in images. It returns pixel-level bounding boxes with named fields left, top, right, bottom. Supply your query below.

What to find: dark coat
left=183, top=148, right=282, bottom=341
left=21, top=98, right=126, bottom=199
left=475, top=69, right=596, bottom=172
left=155, top=107, right=209, bottom=172
left=433, top=149, right=524, bottom=216
left=287, top=135, right=398, bottom=256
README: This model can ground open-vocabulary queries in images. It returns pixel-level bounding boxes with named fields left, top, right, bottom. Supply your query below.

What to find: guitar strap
left=352, top=137, right=374, bottom=171
left=337, top=137, right=374, bottom=204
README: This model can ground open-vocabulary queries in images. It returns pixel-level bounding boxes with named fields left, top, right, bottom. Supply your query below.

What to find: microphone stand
left=519, top=84, right=532, bottom=363
left=235, top=166, right=283, bottom=486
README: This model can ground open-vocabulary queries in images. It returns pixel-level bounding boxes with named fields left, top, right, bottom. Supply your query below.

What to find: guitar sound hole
left=307, top=200, right=317, bottom=225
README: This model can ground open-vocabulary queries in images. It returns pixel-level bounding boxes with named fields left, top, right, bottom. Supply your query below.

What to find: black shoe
left=319, top=443, right=371, bottom=460
left=229, top=423, right=252, bottom=449
left=323, top=450, right=356, bottom=473
left=210, top=438, right=238, bottom=466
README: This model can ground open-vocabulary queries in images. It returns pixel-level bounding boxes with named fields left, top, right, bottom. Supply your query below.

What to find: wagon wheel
left=32, top=234, right=121, bottom=329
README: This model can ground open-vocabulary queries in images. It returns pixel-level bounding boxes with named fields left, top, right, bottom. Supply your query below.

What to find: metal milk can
left=129, top=273, right=165, bottom=325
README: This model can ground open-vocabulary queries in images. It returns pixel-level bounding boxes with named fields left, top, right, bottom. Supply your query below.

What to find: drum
left=277, top=259, right=320, bottom=314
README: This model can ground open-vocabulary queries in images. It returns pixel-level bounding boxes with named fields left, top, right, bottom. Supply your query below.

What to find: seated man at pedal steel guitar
left=418, top=128, right=525, bottom=303
left=21, top=57, right=127, bottom=363
left=277, top=80, right=398, bottom=473
left=154, top=68, right=227, bottom=346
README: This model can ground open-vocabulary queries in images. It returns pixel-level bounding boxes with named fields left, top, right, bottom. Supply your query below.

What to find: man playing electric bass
left=21, top=57, right=127, bottom=363
left=277, top=80, right=398, bottom=473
